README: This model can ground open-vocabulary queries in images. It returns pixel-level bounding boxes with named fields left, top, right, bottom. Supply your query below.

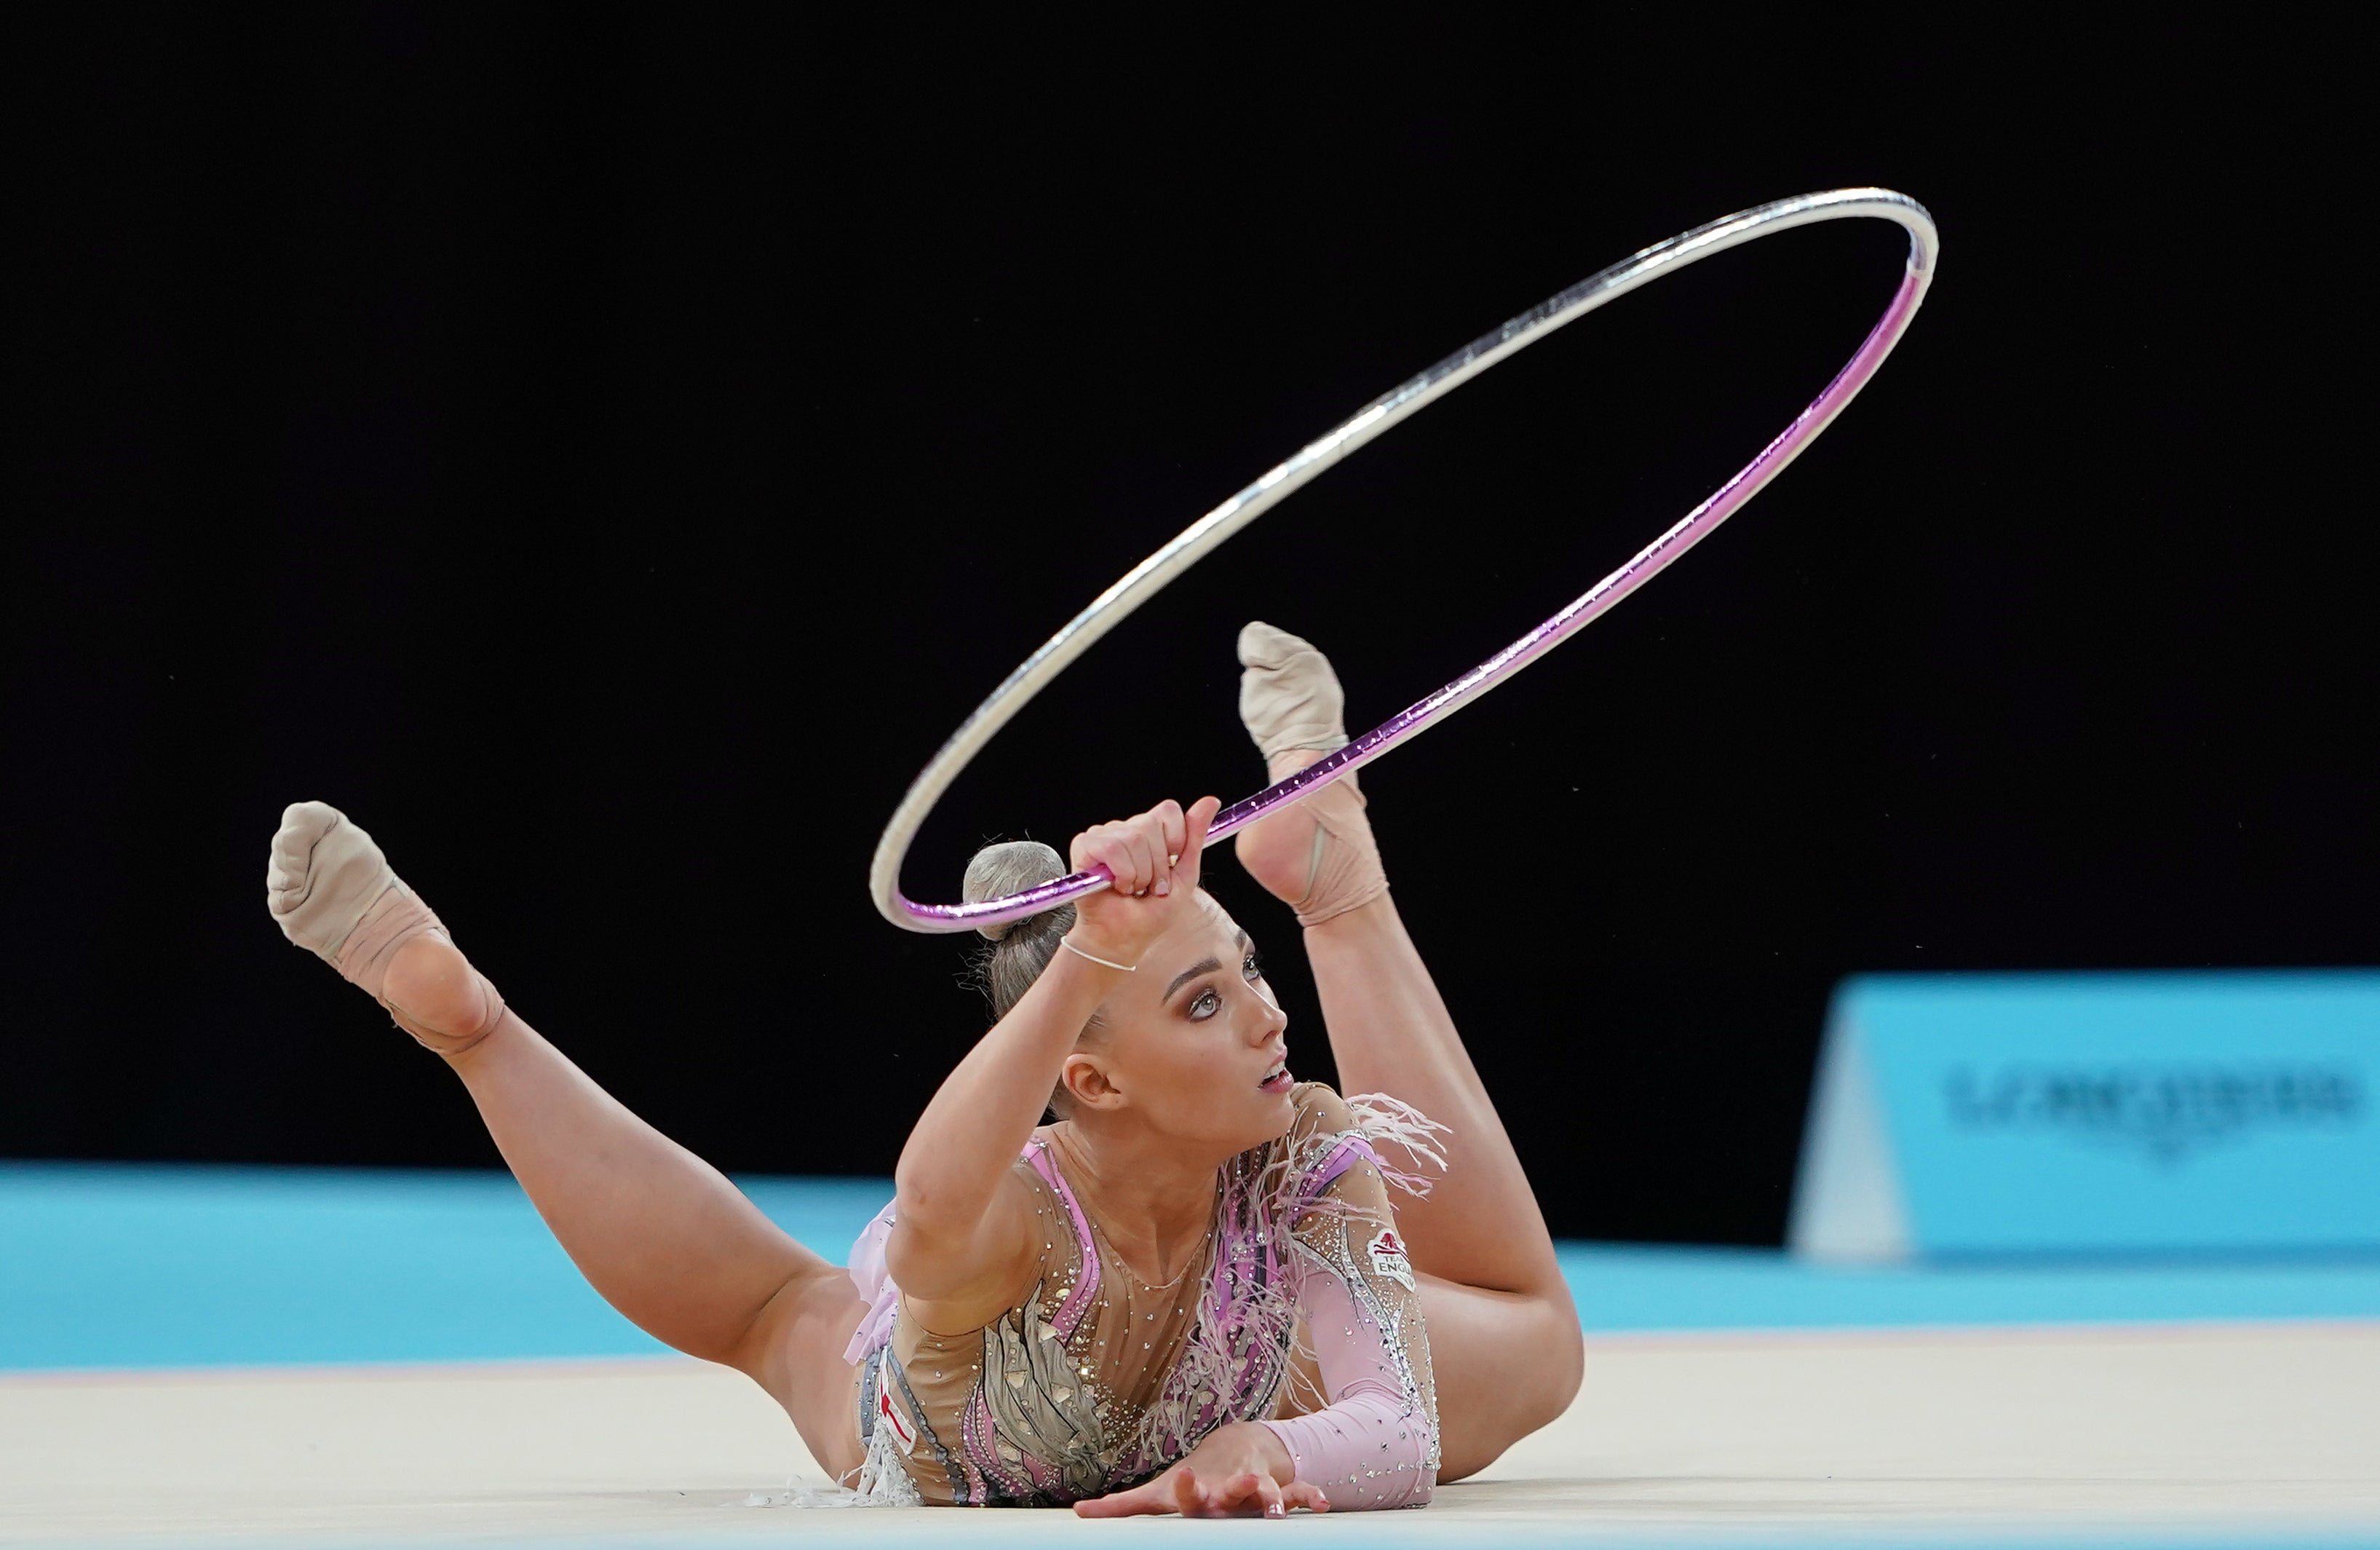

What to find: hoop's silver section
left=872, top=188, right=1937, bottom=933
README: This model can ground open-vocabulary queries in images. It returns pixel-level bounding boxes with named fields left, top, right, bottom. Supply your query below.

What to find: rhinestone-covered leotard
left=844, top=1083, right=1441, bottom=1509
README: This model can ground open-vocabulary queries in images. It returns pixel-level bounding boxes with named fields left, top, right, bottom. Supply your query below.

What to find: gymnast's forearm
left=445, top=1012, right=810, bottom=1365
left=1260, top=1257, right=1437, bottom=1508
left=889, top=952, right=1118, bottom=1276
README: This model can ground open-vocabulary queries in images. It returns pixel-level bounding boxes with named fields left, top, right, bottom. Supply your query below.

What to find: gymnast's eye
left=1242, top=947, right=1263, bottom=981
left=1187, top=986, right=1221, bottom=1021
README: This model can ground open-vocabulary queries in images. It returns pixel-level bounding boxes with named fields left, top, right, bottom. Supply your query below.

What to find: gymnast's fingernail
left=1267, top=1503, right=1284, bottom=1518
left=1155, top=879, right=1170, bottom=896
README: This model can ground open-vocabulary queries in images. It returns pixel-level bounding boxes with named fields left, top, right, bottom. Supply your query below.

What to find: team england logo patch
left=1367, top=1227, right=1415, bottom=1290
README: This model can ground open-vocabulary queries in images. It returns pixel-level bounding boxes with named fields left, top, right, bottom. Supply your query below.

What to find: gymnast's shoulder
left=1286, top=1079, right=1355, bottom=1137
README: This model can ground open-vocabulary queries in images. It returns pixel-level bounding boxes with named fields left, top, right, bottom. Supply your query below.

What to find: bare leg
left=267, top=802, right=865, bottom=1480
left=393, top=938, right=867, bottom=1480
left=1300, top=895, right=1557, bottom=1294
left=1232, top=629, right=1584, bottom=1479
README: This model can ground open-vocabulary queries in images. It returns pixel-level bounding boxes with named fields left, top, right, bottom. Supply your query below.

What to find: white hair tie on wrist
left=1060, top=937, right=1137, bottom=973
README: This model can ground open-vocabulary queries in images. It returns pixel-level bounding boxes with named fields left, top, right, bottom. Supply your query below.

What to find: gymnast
left=264, top=624, right=1583, bottom=1516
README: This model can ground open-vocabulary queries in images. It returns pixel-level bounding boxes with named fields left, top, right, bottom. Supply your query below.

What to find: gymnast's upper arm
left=884, top=1164, right=1042, bottom=1318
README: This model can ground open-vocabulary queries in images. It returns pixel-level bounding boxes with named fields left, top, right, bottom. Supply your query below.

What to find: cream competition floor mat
left=9, top=1164, right=2380, bottom=1546
left=7, top=1321, right=2377, bottom=1547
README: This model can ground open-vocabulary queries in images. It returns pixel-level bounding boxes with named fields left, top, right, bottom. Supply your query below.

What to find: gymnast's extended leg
left=1233, top=625, right=1584, bottom=1482
left=265, top=802, right=867, bottom=1480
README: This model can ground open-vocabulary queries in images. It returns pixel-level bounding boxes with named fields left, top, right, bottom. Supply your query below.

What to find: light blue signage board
left=1790, top=972, right=2380, bottom=1260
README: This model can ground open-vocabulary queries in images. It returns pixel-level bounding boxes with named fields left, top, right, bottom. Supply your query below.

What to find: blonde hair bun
left=961, top=839, right=1068, bottom=942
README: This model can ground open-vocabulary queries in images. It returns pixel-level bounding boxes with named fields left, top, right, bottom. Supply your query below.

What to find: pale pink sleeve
left=1256, top=1135, right=1438, bottom=1509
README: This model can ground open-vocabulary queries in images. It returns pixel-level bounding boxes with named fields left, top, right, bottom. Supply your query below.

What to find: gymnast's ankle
left=266, top=799, right=506, bottom=1055
left=380, top=934, right=508, bottom=1057
left=1233, top=623, right=1389, bottom=925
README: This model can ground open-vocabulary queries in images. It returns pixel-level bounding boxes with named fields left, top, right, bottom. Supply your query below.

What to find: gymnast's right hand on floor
left=1074, top=1423, right=1329, bottom=1519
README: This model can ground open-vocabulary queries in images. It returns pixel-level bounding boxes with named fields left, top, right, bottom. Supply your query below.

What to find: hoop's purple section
left=873, top=190, right=1937, bottom=933
left=1206, top=269, right=1927, bottom=843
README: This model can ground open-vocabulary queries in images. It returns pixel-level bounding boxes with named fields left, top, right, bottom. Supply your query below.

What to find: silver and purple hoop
left=871, top=187, right=1938, bottom=933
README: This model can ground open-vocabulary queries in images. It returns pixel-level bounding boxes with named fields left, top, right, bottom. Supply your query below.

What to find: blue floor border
left=5, top=1161, right=2379, bottom=1372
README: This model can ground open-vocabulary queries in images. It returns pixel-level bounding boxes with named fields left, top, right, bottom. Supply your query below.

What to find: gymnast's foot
left=1232, top=622, right=1389, bottom=927
left=266, top=801, right=506, bottom=1055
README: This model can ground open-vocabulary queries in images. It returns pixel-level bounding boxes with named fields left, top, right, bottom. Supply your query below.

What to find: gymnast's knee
left=1439, top=1296, right=1584, bottom=1479
left=1518, top=1295, right=1585, bottom=1431
left=1488, top=1295, right=1584, bottom=1449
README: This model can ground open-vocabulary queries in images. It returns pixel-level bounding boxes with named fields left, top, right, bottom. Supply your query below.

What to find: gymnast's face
left=1059, top=890, right=1296, bottom=1158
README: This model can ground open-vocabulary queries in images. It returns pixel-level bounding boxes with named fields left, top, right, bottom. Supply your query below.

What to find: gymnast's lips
left=1259, top=1062, right=1292, bottom=1094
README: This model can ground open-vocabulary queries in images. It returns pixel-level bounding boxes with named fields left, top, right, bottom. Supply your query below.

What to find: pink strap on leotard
left=1024, top=1139, right=1102, bottom=1338
left=841, top=1139, right=1103, bottom=1366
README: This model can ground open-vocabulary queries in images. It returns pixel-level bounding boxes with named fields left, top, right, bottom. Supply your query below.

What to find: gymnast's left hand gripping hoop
left=870, top=187, right=1938, bottom=935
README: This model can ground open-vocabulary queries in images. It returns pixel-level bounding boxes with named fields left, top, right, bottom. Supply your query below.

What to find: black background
left=7, top=10, right=2371, bottom=1244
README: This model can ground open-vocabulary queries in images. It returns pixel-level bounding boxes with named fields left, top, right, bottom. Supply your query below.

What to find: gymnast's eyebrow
left=1165, top=957, right=1222, bottom=1003
left=1164, top=933, right=1250, bottom=1003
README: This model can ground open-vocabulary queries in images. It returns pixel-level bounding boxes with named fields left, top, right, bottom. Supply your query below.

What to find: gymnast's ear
left=1059, top=1050, right=1126, bottom=1113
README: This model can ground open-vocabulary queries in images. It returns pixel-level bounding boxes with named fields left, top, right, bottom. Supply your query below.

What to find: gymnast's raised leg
left=263, top=803, right=868, bottom=1480
left=1232, top=623, right=1584, bottom=1481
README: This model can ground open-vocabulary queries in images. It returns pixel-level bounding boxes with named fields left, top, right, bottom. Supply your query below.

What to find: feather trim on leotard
left=848, top=1084, right=1448, bottom=1506
left=1120, top=1086, right=1448, bottom=1481
left=1342, top=1091, right=1452, bottom=1197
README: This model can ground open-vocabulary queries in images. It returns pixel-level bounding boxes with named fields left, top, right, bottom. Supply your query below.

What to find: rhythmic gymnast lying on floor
left=264, top=624, right=1583, bottom=1517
